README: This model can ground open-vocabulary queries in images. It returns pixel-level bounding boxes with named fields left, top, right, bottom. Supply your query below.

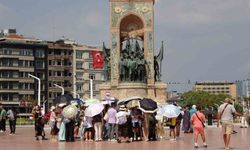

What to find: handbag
left=104, top=113, right=108, bottom=121
left=195, top=112, right=205, bottom=128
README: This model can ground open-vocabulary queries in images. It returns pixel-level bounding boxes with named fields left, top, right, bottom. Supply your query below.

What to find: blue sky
left=1, top=0, right=250, bottom=92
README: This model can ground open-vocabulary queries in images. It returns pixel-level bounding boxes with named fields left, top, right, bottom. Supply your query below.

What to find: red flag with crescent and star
left=92, top=50, right=104, bottom=69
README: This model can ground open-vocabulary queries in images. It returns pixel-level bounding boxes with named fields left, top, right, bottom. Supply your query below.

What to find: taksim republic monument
left=99, top=0, right=167, bottom=103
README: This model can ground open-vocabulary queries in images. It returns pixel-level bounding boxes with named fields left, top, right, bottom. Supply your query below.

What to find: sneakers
left=203, top=144, right=208, bottom=148
left=194, top=146, right=198, bottom=148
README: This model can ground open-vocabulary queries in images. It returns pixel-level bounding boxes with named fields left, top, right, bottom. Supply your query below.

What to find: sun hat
left=50, top=106, right=56, bottom=111
left=119, top=105, right=127, bottom=111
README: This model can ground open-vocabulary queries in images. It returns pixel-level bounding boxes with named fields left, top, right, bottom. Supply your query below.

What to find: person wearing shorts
left=218, top=98, right=242, bottom=150
left=191, top=106, right=207, bottom=148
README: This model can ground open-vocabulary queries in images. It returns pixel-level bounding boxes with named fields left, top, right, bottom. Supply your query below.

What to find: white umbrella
left=62, top=105, right=78, bottom=119
left=85, top=98, right=99, bottom=106
left=161, top=104, right=181, bottom=118
left=102, top=97, right=118, bottom=105
left=85, top=103, right=104, bottom=117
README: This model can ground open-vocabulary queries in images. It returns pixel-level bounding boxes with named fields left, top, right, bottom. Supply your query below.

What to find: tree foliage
left=178, top=91, right=229, bottom=110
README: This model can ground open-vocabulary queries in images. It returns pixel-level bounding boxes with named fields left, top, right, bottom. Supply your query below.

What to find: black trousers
left=9, top=120, right=16, bottom=134
left=0, top=119, right=6, bottom=131
left=65, top=121, right=75, bottom=142
left=148, top=126, right=156, bottom=140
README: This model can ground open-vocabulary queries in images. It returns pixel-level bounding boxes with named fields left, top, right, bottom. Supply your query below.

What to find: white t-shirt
left=218, top=103, right=236, bottom=122
left=116, top=111, right=128, bottom=125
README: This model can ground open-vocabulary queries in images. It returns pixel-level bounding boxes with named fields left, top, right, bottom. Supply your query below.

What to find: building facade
left=194, top=81, right=237, bottom=99
left=0, top=29, right=48, bottom=113
left=0, top=30, right=105, bottom=112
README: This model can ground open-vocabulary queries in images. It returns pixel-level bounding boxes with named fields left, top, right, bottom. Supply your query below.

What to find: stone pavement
left=0, top=126, right=249, bottom=150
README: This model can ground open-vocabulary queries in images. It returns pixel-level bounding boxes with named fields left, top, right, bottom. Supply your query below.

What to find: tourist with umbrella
left=138, top=98, right=158, bottom=141
left=62, top=105, right=78, bottom=142
left=160, top=104, right=181, bottom=141
left=84, top=102, right=104, bottom=141
left=130, top=107, right=143, bottom=141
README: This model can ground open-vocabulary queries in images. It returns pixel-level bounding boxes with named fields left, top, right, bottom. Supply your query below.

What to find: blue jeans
left=108, top=123, right=116, bottom=140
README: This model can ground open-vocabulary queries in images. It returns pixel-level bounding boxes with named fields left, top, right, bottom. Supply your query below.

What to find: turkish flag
left=92, top=50, right=104, bottom=69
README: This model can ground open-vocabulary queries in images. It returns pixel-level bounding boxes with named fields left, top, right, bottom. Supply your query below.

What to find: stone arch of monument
left=119, top=13, right=145, bottom=41
left=119, top=14, right=147, bottom=82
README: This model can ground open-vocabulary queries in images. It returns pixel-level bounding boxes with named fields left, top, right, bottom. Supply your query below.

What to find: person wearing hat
left=189, top=105, right=197, bottom=133
left=116, top=105, right=130, bottom=143
left=218, top=98, right=242, bottom=149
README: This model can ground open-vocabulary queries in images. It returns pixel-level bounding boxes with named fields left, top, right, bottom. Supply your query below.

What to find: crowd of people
left=0, top=103, right=18, bottom=134
left=33, top=102, right=161, bottom=143
left=29, top=98, right=249, bottom=149
left=1, top=98, right=250, bottom=150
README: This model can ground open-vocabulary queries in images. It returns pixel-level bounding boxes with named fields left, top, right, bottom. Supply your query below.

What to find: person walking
left=49, top=106, right=58, bottom=140
left=218, top=98, right=242, bottom=150
left=182, top=106, right=190, bottom=133
left=176, top=112, right=183, bottom=138
left=189, top=105, right=197, bottom=133
left=191, top=106, right=207, bottom=148
left=32, top=105, right=47, bottom=140
left=7, top=108, right=17, bottom=135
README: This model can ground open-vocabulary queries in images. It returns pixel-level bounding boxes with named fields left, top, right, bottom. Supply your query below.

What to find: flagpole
left=160, top=41, right=163, bottom=77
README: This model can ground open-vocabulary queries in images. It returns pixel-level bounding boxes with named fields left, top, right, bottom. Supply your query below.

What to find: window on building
left=89, top=52, right=92, bottom=58
left=2, top=93, right=8, bottom=101
left=76, top=72, right=84, bottom=80
left=56, top=60, right=61, bottom=66
left=76, top=51, right=83, bottom=59
left=18, top=60, right=23, bottom=67
left=35, top=60, right=44, bottom=69
left=89, top=62, right=93, bottom=69
left=76, top=84, right=83, bottom=92
left=2, top=82, right=8, bottom=89
left=57, top=71, right=61, bottom=76
left=89, top=74, right=95, bottom=80
left=35, top=50, right=45, bottom=58
left=76, top=62, right=83, bottom=69
left=25, top=61, right=29, bottom=67
left=49, top=60, right=52, bottom=65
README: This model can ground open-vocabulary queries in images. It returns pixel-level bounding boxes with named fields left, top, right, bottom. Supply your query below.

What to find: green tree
left=178, top=91, right=229, bottom=110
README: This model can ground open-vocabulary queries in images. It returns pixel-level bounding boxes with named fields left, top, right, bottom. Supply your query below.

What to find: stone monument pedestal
left=99, top=82, right=167, bottom=104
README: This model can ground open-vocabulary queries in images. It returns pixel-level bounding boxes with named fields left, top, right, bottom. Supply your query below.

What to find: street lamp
left=54, top=84, right=64, bottom=95
left=28, top=74, right=41, bottom=106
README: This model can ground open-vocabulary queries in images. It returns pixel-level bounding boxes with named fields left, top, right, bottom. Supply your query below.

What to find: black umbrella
left=138, top=98, right=158, bottom=113
left=52, top=94, right=73, bottom=106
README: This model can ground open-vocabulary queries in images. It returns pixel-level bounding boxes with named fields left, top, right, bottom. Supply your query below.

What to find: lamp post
left=54, top=84, right=64, bottom=95
left=28, top=74, right=41, bottom=106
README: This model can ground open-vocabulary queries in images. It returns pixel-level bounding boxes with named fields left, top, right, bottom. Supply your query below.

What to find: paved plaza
left=0, top=126, right=249, bottom=150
